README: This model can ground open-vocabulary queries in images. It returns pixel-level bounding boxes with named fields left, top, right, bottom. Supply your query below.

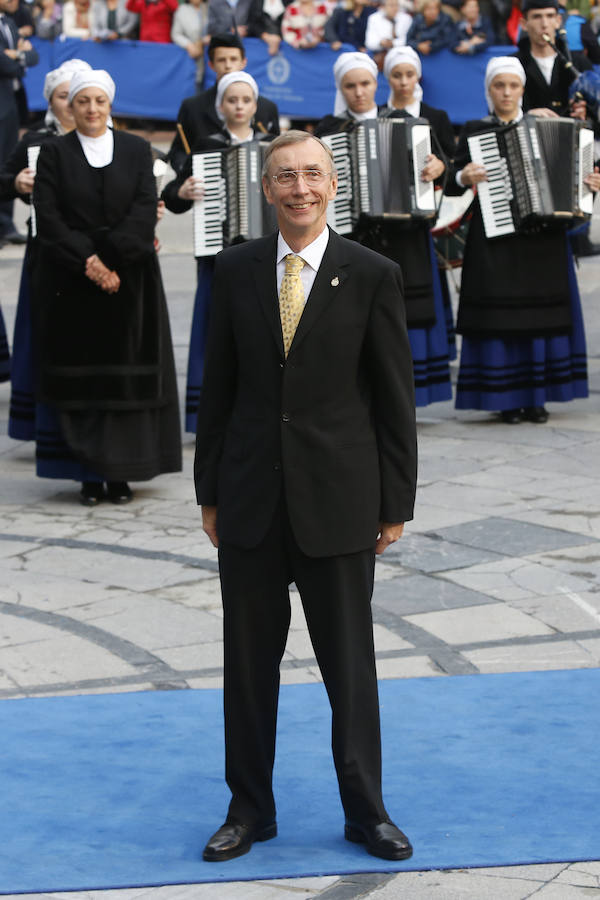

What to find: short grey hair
left=261, top=130, right=336, bottom=178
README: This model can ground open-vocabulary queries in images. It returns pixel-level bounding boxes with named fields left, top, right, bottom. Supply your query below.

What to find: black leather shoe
left=345, top=820, right=413, bottom=861
left=106, top=481, right=133, bottom=504
left=523, top=406, right=549, bottom=424
left=80, top=481, right=105, bottom=506
left=500, top=408, right=522, bottom=424
left=4, top=231, right=27, bottom=245
left=203, top=821, right=277, bottom=862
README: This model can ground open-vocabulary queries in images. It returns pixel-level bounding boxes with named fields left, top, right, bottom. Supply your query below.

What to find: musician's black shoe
left=80, top=481, right=105, bottom=506
left=523, top=406, right=549, bottom=424
left=203, top=821, right=277, bottom=862
left=345, top=820, right=413, bottom=860
left=500, top=408, right=522, bottom=424
left=106, top=481, right=133, bottom=504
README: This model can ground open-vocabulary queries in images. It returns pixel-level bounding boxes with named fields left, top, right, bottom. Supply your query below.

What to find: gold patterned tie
left=279, top=253, right=306, bottom=357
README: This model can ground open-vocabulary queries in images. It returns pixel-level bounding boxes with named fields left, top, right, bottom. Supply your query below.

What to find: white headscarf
left=43, top=59, right=92, bottom=102
left=44, top=60, right=93, bottom=134
left=484, top=56, right=526, bottom=113
left=215, top=71, right=259, bottom=122
left=383, top=46, right=424, bottom=108
left=68, top=68, right=116, bottom=104
left=333, top=52, right=378, bottom=117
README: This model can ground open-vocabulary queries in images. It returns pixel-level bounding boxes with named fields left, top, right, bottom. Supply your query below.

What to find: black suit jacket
left=0, top=15, right=38, bottom=124
left=517, top=36, right=591, bottom=117
left=168, top=85, right=280, bottom=174
left=194, top=228, right=417, bottom=558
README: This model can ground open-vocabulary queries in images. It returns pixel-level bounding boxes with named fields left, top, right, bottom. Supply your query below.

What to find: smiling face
left=219, top=81, right=257, bottom=129
left=262, top=137, right=337, bottom=248
left=488, top=72, right=524, bottom=121
left=340, top=68, right=378, bottom=115
left=388, top=62, right=420, bottom=106
left=70, top=87, right=111, bottom=137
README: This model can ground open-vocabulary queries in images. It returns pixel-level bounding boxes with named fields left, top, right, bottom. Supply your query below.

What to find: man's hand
left=376, top=522, right=405, bottom=555
left=202, top=505, right=219, bottom=548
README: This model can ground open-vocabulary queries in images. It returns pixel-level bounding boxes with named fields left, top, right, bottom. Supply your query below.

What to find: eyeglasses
left=271, top=169, right=332, bottom=186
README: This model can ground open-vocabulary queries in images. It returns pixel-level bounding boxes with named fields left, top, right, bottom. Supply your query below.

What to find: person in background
left=62, top=0, right=92, bottom=37
left=247, top=0, right=286, bottom=55
left=171, top=0, right=209, bottom=88
left=406, top=0, right=455, bottom=53
left=516, top=0, right=592, bottom=116
left=281, top=0, right=333, bottom=47
left=32, top=68, right=181, bottom=503
left=167, top=33, right=279, bottom=174
left=10, top=0, right=34, bottom=36
left=314, top=49, right=379, bottom=134
left=326, top=0, right=374, bottom=50
left=62, top=0, right=94, bottom=36
left=0, top=60, right=92, bottom=439
left=33, top=0, right=63, bottom=38
left=452, top=0, right=494, bottom=51
left=91, top=0, right=138, bottom=40
left=365, top=0, right=413, bottom=61
left=125, top=0, right=177, bottom=41
left=207, top=0, right=255, bottom=35
left=162, top=71, right=275, bottom=432
left=0, top=0, right=38, bottom=249
left=449, top=56, right=599, bottom=423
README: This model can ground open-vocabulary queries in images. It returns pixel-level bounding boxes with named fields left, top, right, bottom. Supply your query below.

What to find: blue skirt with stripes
left=409, top=235, right=453, bottom=407
left=456, top=246, right=588, bottom=411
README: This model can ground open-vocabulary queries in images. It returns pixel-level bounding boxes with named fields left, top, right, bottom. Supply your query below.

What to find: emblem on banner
left=268, top=55, right=291, bottom=85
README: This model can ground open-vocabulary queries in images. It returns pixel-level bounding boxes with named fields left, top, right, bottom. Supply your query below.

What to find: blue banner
left=24, top=37, right=516, bottom=124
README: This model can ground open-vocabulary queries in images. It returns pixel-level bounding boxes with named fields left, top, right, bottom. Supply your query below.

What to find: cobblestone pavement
left=1, top=192, right=600, bottom=899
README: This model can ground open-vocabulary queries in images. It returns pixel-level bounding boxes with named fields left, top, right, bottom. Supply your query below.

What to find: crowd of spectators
left=5, top=0, right=600, bottom=84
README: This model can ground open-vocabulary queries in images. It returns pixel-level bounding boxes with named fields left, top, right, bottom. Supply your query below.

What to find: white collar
left=387, top=98, right=421, bottom=118
left=348, top=105, right=379, bottom=122
left=276, top=226, right=330, bottom=272
left=76, top=128, right=114, bottom=168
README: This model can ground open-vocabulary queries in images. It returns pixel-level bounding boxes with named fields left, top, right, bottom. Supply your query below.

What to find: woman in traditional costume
left=32, top=68, right=181, bottom=503
left=450, top=57, right=599, bottom=423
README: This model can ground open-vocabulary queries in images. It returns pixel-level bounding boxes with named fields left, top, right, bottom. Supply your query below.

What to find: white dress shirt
left=365, top=9, right=412, bottom=52
left=276, top=226, right=330, bottom=303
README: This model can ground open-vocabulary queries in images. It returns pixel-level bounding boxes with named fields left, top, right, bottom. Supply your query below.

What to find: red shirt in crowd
left=126, top=0, right=178, bottom=42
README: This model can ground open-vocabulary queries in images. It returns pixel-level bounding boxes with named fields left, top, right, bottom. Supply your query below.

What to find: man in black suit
left=168, top=32, right=280, bottom=173
left=195, top=131, right=417, bottom=864
left=0, top=0, right=37, bottom=245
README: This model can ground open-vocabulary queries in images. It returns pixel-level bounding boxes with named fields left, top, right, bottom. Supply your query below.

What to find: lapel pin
left=331, top=276, right=339, bottom=287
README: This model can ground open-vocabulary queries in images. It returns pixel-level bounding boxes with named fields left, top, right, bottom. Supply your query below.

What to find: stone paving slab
left=435, top=517, right=596, bottom=556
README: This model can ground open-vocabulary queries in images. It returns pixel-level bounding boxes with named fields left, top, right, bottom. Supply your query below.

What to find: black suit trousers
left=218, top=496, right=388, bottom=828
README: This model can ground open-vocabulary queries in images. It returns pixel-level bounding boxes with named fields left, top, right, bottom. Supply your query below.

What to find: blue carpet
left=1, top=669, right=599, bottom=893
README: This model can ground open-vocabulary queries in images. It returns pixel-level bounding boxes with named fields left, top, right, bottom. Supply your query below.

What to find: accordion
left=467, top=115, right=594, bottom=239
left=192, top=141, right=277, bottom=257
left=322, top=117, right=438, bottom=235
